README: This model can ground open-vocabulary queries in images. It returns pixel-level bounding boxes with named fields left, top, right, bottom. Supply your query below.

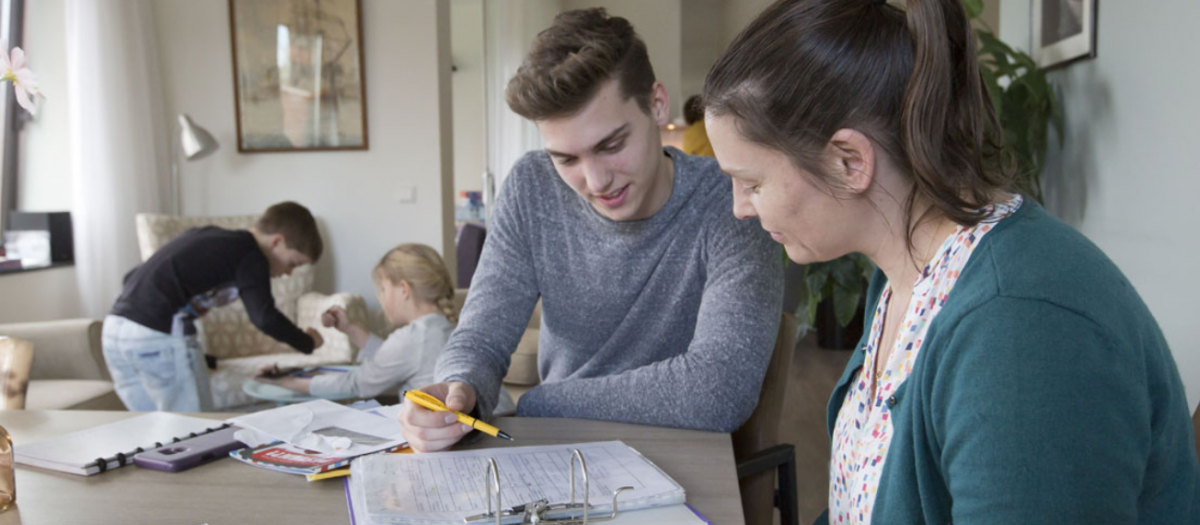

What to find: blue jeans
left=102, top=315, right=213, bottom=411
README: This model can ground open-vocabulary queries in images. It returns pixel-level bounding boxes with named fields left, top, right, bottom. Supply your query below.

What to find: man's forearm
left=515, top=354, right=769, bottom=433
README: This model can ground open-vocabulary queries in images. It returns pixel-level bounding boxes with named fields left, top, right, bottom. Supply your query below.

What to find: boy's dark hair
left=505, top=8, right=656, bottom=121
left=683, top=95, right=704, bottom=126
left=256, top=201, right=323, bottom=262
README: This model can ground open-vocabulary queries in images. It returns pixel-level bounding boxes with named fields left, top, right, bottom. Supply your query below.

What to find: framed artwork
left=1031, top=0, right=1097, bottom=70
left=228, top=0, right=369, bottom=152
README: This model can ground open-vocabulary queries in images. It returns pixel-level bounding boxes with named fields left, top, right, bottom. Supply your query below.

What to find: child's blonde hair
left=372, top=244, right=457, bottom=323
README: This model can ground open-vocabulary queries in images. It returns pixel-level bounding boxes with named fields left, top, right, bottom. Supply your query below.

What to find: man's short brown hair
left=256, top=201, right=323, bottom=262
left=505, top=8, right=656, bottom=121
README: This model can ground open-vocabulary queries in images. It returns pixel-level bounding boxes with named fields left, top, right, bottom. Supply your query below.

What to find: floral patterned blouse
left=828, top=196, right=1023, bottom=524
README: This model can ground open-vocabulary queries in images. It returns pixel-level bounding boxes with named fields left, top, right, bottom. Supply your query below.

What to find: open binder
left=343, top=441, right=708, bottom=525
left=14, top=412, right=228, bottom=476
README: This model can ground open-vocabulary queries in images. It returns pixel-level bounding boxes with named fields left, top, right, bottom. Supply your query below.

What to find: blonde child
left=257, top=244, right=456, bottom=399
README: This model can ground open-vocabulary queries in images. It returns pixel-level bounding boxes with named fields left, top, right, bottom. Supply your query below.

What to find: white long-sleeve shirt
left=310, top=313, right=453, bottom=399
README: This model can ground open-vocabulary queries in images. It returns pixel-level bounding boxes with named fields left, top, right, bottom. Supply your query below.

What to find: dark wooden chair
left=733, top=313, right=800, bottom=525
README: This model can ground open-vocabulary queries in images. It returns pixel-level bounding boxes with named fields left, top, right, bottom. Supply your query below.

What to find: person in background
left=703, top=0, right=1200, bottom=523
left=682, top=94, right=714, bottom=157
left=256, top=243, right=454, bottom=401
left=103, top=201, right=324, bottom=412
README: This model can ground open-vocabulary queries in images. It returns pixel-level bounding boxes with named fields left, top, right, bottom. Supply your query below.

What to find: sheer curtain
left=66, top=0, right=169, bottom=318
left=483, top=0, right=559, bottom=196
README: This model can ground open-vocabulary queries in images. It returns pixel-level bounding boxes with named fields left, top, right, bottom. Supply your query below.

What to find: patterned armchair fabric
left=135, top=213, right=367, bottom=408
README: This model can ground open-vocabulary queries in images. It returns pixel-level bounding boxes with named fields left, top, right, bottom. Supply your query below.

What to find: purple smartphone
left=133, top=426, right=245, bottom=472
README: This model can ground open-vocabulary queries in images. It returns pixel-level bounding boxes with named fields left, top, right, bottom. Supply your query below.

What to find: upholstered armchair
left=135, top=213, right=368, bottom=409
left=0, top=319, right=124, bottom=410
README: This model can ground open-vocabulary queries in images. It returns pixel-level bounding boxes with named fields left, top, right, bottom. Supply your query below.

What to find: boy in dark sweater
left=102, top=201, right=325, bottom=411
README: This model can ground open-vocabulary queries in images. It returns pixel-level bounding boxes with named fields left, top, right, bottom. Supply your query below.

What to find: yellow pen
left=404, top=390, right=514, bottom=441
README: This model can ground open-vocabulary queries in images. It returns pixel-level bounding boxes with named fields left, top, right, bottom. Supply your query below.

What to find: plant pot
left=815, top=296, right=865, bottom=350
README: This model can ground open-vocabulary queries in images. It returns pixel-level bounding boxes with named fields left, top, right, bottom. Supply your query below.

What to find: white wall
left=452, top=0, right=486, bottom=195
left=0, top=0, right=80, bottom=325
left=680, top=0, right=723, bottom=105
left=1001, top=0, right=1200, bottom=408
left=720, top=0, right=773, bottom=50
left=152, top=0, right=455, bottom=312
left=17, top=0, right=71, bottom=212
left=561, top=0, right=683, bottom=121
left=0, top=267, right=81, bottom=323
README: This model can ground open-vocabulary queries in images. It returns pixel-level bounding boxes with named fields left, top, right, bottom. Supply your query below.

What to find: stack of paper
left=227, top=400, right=407, bottom=477
left=346, top=440, right=706, bottom=525
left=227, top=399, right=405, bottom=456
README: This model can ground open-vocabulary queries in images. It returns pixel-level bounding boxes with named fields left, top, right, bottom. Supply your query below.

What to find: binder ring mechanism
left=465, top=449, right=635, bottom=525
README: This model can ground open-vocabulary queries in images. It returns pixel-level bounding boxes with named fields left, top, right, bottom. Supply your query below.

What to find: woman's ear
left=827, top=128, right=876, bottom=196
left=397, top=280, right=412, bottom=301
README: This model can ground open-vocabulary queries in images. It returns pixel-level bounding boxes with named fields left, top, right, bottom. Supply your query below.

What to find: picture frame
left=1031, top=0, right=1098, bottom=70
left=228, top=0, right=369, bottom=153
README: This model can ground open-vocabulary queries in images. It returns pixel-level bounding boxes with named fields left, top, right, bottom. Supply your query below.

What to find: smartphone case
left=132, top=426, right=246, bottom=472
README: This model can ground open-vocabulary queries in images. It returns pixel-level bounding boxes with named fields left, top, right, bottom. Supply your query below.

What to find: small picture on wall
left=1031, top=0, right=1097, bottom=69
left=228, top=0, right=368, bottom=152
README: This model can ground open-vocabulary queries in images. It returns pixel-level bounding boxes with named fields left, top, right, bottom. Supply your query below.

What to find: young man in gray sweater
left=400, top=8, right=783, bottom=452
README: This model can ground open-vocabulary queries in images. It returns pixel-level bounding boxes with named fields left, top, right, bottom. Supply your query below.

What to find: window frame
left=0, top=0, right=26, bottom=234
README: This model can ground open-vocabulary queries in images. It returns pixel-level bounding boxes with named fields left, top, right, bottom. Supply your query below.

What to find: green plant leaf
left=962, top=0, right=984, bottom=19
left=806, top=289, right=820, bottom=326
left=832, top=285, right=861, bottom=328
left=831, top=260, right=860, bottom=290
left=805, top=268, right=829, bottom=301
left=975, top=23, right=1057, bottom=205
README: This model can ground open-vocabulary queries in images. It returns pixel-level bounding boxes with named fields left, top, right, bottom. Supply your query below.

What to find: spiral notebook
left=14, top=412, right=226, bottom=476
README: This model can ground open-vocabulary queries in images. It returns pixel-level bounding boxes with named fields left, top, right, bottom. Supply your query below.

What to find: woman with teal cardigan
left=703, top=0, right=1200, bottom=523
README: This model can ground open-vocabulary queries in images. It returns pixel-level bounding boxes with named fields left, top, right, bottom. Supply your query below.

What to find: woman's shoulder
left=952, top=200, right=1149, bottom=326
left=929, top=200, right=1167, bottom=371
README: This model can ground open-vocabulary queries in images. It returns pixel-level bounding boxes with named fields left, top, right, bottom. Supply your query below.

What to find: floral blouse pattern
left=828, top=196, right=1023, bottom=524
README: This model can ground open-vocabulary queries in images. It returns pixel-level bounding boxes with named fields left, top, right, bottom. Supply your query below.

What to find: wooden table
left=0, top=410, right=745, bottom=524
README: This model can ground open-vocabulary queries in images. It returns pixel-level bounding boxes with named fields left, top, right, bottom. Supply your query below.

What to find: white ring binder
left=464, top=448, right=635, bottom=525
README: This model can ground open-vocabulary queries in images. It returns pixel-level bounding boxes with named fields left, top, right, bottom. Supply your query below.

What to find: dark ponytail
left=705, top=0, right=1012, bottom=260
left=900, top=0, right=1010, bottom=240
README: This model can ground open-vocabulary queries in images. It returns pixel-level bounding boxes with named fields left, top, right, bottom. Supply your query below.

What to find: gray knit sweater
left=435, top=147, right=783, bottom=432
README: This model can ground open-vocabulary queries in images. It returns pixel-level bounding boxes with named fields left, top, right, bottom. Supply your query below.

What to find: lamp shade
left=179, top=113, right=218, bottom=160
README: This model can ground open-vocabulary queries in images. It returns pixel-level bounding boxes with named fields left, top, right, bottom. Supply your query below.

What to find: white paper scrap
left=228, top=399, right=404, bottom=456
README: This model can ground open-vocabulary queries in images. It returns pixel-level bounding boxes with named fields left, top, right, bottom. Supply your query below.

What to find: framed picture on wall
left=1031, top=0, right=1097, bottom=69
left=228, top=0, right=369, bottom=152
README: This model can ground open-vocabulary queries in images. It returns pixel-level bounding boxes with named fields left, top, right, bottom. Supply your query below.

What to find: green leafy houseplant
left=802, top=0, right=1060, bottom=336
left=965, top=0, right=1063, bottom=202
left=803, top=253, right=875, bottom=329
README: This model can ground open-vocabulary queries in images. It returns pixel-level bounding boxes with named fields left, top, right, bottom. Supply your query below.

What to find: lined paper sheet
left=349, top=440, right=685, bottom=524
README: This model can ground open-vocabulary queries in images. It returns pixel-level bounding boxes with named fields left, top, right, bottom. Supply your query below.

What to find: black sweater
left=110, top=227, right=314, bottom=353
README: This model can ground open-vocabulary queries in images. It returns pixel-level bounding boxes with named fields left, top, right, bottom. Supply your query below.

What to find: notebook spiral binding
left=88, top=422, right=233, bottom=473
left=464, top=449, right=635, bottom=525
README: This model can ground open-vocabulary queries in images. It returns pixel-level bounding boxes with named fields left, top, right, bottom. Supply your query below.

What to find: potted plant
left=802, top=0, right=1061, bottom=350
left=802, top=253, right=874, bottom=350
left=966, top=0, right=1063, bottom=202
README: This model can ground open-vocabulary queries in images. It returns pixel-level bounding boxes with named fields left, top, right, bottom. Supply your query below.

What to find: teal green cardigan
left=818, top=201, right=1200, bottom=524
